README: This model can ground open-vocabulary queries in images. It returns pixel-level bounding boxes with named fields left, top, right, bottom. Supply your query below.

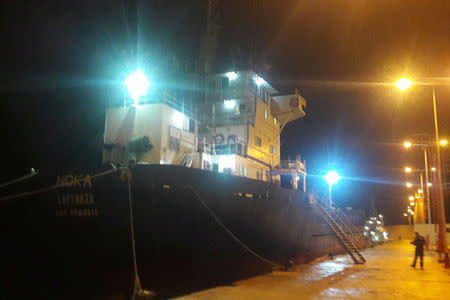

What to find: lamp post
left=324, top=171, right=340, bottom=207
left=395, top=79, right=449, bottom=268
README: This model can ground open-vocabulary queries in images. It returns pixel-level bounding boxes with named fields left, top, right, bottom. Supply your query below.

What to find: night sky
left=1, top=0, right=449, bottom=224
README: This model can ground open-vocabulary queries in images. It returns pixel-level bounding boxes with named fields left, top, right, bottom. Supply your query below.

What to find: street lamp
left=324, top=171, right=340, bottom=207
left=395, top=77, right=449, bottom=268
left=405, top=167, right=412, bottom=173
left=394, top=77, right=413, bottom=91
left=403, top=141, right=412, bottom=148
left=123, top=69, right=151, bottom=107
left=406, top=182, right=412, bottom=188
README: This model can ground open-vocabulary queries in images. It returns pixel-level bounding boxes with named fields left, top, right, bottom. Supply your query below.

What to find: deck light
left=403, top=141, right=412, bottom=148
left=224, top=99, right=236, bottom=109
left=406, top=182, right=412, bottom=188
left=226, top=72, right=238, bottom=80
left=254, top=76, right=267, bottom=86
left=409, top=196, right=414, bottom=201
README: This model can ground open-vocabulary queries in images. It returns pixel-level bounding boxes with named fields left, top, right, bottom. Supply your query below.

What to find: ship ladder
left=314, top=203, right=366, bottom=264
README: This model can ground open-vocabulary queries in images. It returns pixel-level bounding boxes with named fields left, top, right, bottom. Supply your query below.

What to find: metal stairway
left=313, top=200, right=366, bottom=264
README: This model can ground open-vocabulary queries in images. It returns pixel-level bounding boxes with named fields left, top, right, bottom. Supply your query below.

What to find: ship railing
left=198, top=140, right=248, bottom=157
left=131, top=90, right=198, bottom=120
left=310, top=191, right=363, bottom=237
left=279, top=159, right=306, bottom=173
left=200, top=112, right=255, bottom=127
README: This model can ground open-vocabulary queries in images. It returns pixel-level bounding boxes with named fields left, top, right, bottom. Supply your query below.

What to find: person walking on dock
left=410, top=232, right=425, bottom=269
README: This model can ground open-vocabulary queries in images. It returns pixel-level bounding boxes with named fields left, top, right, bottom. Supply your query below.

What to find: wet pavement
left=175, top=241, right=450, bottom=299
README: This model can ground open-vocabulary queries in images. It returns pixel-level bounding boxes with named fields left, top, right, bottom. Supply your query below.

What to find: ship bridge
left=271, top=91, right=306, bottom=127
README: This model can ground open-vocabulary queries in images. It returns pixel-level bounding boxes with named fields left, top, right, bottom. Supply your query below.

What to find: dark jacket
left=411, top=235, right=425, bottom=254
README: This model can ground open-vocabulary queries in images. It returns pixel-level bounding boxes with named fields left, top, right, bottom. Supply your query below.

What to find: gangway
left=311, top=193, right=366, bottom=264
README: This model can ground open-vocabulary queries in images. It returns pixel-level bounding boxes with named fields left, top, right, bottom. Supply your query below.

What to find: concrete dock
left=175, top=241, right=450, bottom=299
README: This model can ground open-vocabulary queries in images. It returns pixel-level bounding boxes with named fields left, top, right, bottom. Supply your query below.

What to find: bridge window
left=264, top=109, right=268, bottom=119
left=270, top=145, right=277, bottom=155
left=254, top=136, right=262, bottom=147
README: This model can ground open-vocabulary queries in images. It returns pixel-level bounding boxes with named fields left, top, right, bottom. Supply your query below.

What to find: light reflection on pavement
left=175, top=241, right=450, bottom=299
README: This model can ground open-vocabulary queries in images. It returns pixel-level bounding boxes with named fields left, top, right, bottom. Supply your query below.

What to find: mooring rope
left=188, top=185, right=284, bottom=269
left=0, top=170, right=40, bottom=189
left=125, top=170, right=144, bottom=300
left=0, top=168, right=121, bottom=202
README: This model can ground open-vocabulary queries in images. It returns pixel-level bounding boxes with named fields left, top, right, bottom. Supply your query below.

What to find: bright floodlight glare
left=123, top=70, right=150, bottom=105
left=431, top=167, right=436, bottom=172
left=254, top=76, right=267, bottom=86
left=410, top=201, right=415, bottom=206
left=427, top=182, right=432, bottom=187
left=405, top=167, right=412, bottom=173
left=394, top=77, right=413, bottom=91
left=418, top=189, right=423, bottom=193
left=226, top=71, right=238, bottom=80
left=172, top=111, right=184, bottom=129
left=324, top=171, right=340, bottom=186
left=406, top=182, right=412, bottom=188
left=440, top=139, right=448, bottom=146
left=224, top=99, right=236, bottom=109
left=404, top=141, right=412, bottom=148
left=409, top=196, right=414, bottom=201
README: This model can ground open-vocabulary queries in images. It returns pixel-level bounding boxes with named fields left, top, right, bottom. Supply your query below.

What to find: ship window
left=270, top=145, right=277, bottom=155
left=273, top=117, right=277, bottom=126
left=264, top=109, right=268, bottom=119
left=169, top=136, right=180, bottom=152
left=222, top=77, right=229, bottom=89
left=208, top=80, right=215, bottom=91
left=188, top=118, right=195, bottom=133
left=255, top=136, right=262, bottom=147
left=244, top=166, right=247, bottom=177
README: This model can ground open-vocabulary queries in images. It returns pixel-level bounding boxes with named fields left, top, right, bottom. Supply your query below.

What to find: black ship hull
left=1, top=165, right=359, bottom=299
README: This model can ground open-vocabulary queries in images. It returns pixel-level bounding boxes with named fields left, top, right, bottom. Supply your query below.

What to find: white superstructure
left=103, top=70, right=307, bottom=191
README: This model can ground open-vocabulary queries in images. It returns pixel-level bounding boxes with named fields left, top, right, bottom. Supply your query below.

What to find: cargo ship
left=1, top=3, right=367, bottom=299
left=1, top=69, right=366, bottom=300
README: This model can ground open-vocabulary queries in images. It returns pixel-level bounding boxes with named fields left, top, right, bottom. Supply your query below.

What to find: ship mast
left=198, top=0, right=220, bottom=74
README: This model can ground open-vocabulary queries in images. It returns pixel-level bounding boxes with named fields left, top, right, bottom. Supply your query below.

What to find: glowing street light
left=405, top=167, right=412, bottom=173
left=418, top=189, right=423, bottom=194
left=427, top=182, right=432, bottom=187
left=410, top=201, right=415, bottom=206
left=404, top=141, right=412, bottom=148
left=409, top=196, right=415, bottom=201
left=123, top=69, right=151, bottom=106
left=324, top=171, right=340, bottom=207
left=394, top=77, right=413, bottom=91
left=394, top=77, right=449, bottom=267
left=431, top=167, right=436, bottom=172
left=406, top=182, right=412, bottom=188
